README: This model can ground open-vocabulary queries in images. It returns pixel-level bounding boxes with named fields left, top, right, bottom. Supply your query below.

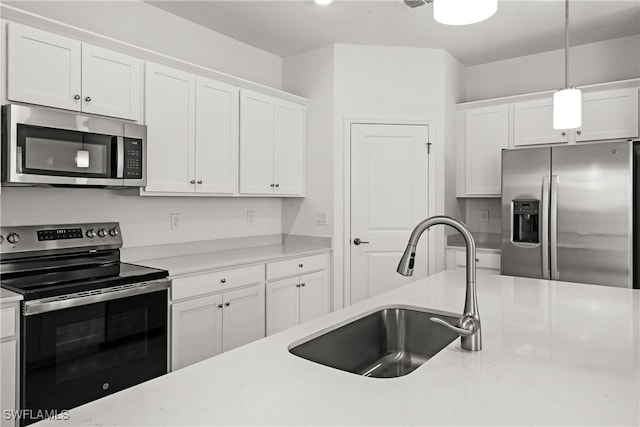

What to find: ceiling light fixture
left=553, top=0, right=581, bottom=130
left=314, top=0, right=332, bottom=5
left=432, top=0, right=497, bottom=25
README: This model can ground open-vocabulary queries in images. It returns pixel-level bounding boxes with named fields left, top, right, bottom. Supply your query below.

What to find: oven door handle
left=23, top=279, right=170, bottom=316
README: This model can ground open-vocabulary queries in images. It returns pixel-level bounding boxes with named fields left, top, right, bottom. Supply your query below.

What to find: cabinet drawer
left=455, top=251, right=500, bottom=270
left=266, top=254, right=327, bottom=280
left=172, top=264, right=264, bottom=301
left=1, top=307, right=16, bottom=339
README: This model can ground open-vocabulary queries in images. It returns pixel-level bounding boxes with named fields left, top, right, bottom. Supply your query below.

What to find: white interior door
left=350, top=124, right=429, bottom=304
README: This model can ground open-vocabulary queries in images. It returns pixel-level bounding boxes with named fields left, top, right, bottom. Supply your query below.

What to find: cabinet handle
left=270, top=184, right=275, bottom=188
left=275, top=184, right=280, bottom=188
left=576, top=130, right=582, bottom=135
left=218, top=304, right=223, bottom=308
left=220, top=278, right=226, bottom=283
left=561, top=131, right=566, bottom=136
left=197, top=180, right=203, bottom=184
left=74, top=94, right=81, bottom=100
left=301, top=283, right=306, bottom=287
left=298, top=264, right=303, bottom=268
left=476, top=258, right=480, bottom=262
left=85, top=96, right=92, bottom=102
left=225, top=302, right=230, bottom=307
left=190, top=180, right=196, bottom=184
left=296, top=284, right=300, bottom=288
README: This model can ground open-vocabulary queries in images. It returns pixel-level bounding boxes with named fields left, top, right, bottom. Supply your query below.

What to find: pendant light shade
left=553, top=0, right=581, bottom=130
left=433, top=0, right=497, bottom=25
left=553, top=87, right=582, bottom=129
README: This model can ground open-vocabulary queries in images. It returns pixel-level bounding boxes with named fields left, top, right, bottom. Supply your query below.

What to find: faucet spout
left=396, top=215, right=482, bottom=351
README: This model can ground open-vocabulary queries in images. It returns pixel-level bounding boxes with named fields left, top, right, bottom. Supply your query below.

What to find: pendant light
left=433, top=0, right=497, bottom=25
left=553, top=0, right=581, bottom=130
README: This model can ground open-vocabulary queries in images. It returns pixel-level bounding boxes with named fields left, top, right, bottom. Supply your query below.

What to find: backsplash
left=463, top=198, right=501, bottom=234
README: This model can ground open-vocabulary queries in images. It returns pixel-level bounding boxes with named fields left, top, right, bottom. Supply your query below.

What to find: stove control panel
left=0, top=222, right=123, bottom=255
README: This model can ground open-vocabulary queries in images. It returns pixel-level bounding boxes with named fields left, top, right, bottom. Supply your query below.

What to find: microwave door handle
left=116, top=136, right=124, bottom=178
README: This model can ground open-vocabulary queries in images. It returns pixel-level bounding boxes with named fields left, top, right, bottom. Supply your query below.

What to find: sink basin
left=289, top=306, right=460, bottom=378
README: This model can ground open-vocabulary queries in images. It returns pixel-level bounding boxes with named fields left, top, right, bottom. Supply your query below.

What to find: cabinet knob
left=296, top=284, right=300, bottom=288
left=275, top=184, right=280, bottom=188
left=74, top=94, right=81, bottom=100
left=85, top=96, right=92, bottom=102
left=197, top=180, right=203, bottom=184
left=220, top=278, right=226, bottom=283
left=218, top=304, right=223, bottom=308
left=561, top=131, right=566, bottom=136
left=301, top=283, right=306, bottom=287
left=224, top=302, right=230, bottom=307
left=190, top=180, right=196, bottom=184
left=298, top=264, right=303, bottom=268
left=270, top=184, right=275, bottom=188
left=576, top=130, right=582, bottom=135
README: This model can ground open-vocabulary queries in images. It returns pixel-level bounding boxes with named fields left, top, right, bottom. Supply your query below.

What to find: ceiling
left=147, top=0, right=640, bottom=66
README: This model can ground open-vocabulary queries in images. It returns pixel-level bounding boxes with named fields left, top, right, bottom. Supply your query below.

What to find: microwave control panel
left=123, top=138, right=143, bottom=179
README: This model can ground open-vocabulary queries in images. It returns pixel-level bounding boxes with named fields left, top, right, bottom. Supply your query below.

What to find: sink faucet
left=397, top=215, right=482, bottom=351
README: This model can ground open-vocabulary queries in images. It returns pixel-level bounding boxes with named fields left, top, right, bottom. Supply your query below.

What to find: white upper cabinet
left=273, top=99, right=305, bottom=195
left=80, top=44, right=141, bottom=120
left=513, top=98, right=569, bottom=146
left=457, top=105, right=509, bottom=197
left=145, top=63, right=196, bottom=193
left=240, top=89, right=305, bottom=196
left=195, top=77, right=239, bottom=194
left=240, top=90, right=275, bottom=194
left=8, top=23, right=141, bottom=120
left=575, top=88, right=639, bottom=142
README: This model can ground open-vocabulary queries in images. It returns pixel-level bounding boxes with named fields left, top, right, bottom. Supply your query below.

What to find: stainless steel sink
left=289, top=307, right=460, bottom=378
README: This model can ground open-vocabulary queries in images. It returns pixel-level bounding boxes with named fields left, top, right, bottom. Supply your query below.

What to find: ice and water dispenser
left=512, top=200, right=540, bottom=244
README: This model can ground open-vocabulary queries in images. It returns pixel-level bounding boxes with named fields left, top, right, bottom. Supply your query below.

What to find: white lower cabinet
left=266, top=270, right=329, bottom=336
left=170, top=272, right=265, bottom=371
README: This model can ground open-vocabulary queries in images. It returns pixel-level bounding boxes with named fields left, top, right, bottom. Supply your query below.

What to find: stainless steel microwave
left=1, top=104, right=146, bottom=187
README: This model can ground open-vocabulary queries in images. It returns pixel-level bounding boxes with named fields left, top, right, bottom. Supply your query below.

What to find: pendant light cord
left=564, top=0, right=569, bottom=88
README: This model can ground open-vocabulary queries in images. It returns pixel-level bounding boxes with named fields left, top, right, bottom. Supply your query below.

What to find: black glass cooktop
left=1, top=253, right=168, bottom=301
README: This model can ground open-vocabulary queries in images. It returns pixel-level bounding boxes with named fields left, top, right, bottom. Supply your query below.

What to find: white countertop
left=1, top=288, right=23, bottom=304
left=134, top=243, right=330, bottom=277
left=40, top=270, right=640, bottom=426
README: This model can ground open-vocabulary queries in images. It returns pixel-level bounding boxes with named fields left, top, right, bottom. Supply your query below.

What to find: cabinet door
left=8, top=23, right=81, bottom=111
left=81, top=44, right=141, bottom=120
left=513, top=98, right=569, bottom=146
left=265, top=277, right=300, bottom=335
left=575, top=88, right=639, bottom=142
left=171, top=294, right=223, bottom=371
left=145, top=63, right=196, bottom=193
left=195, top=77, right=239, bottom=194
left=239, top=89, right=274, bottom=194
left=273, top=99, right=305, bottom=195
left=1, top=340, right=16, bottom=427
left=222, top=284, right=265, bottom=352
left=299, top=271, right=329, bottom=325
left=463, top=105, right=509, bottom=196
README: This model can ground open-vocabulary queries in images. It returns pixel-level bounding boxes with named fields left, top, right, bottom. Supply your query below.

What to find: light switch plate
left=315, top=211, right=329, bottom=226
left=246, top=211, right=255, bottom=225
left=170, top=213, right=181, bottom=230
left=480, top=210, right=489, bottom=223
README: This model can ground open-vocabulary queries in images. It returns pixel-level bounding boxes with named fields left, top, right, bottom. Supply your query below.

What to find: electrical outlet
left=246, top=211, right=255, bottom=225
left=315, top=211, right=329, bottom=226
left=170, top=213, right=182, bottom=230
left=480, top=210, right=490, bottom=223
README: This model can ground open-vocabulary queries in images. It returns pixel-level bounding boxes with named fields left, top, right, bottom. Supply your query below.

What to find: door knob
left=353, top=238, right=369, bottom=245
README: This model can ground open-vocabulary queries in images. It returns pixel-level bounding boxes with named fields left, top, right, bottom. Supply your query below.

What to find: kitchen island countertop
left=40, top=270, right=640, bottom=426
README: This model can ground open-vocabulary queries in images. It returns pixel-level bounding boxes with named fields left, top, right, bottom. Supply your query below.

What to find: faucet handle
left=430, top=317, right=474, bottom=336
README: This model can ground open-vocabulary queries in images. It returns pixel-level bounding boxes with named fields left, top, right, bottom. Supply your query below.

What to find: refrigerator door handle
left=541, top=176, right=550, bottom=279
left=550, top=175, right=559, bottom=280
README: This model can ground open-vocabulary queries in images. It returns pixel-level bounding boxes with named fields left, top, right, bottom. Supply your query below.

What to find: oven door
left=21, top=289, right=168, bottom=426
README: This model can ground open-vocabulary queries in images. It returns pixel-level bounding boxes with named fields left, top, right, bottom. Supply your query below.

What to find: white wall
left=0, top=188, right=282, bottom=248
left=1, top=1, right=282, bottom=89
left=282, top=45, right=334, bottom=238
left=0, top=2, right=285, bottom=249
left=466, top=35, right=640, bottom=101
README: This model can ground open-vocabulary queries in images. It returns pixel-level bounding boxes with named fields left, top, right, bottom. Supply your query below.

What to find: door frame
left=338, top=117, right=441, bottom=307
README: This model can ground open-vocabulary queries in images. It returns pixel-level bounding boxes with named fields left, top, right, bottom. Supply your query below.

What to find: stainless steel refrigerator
left=501, top=140, right=638, bottom=289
